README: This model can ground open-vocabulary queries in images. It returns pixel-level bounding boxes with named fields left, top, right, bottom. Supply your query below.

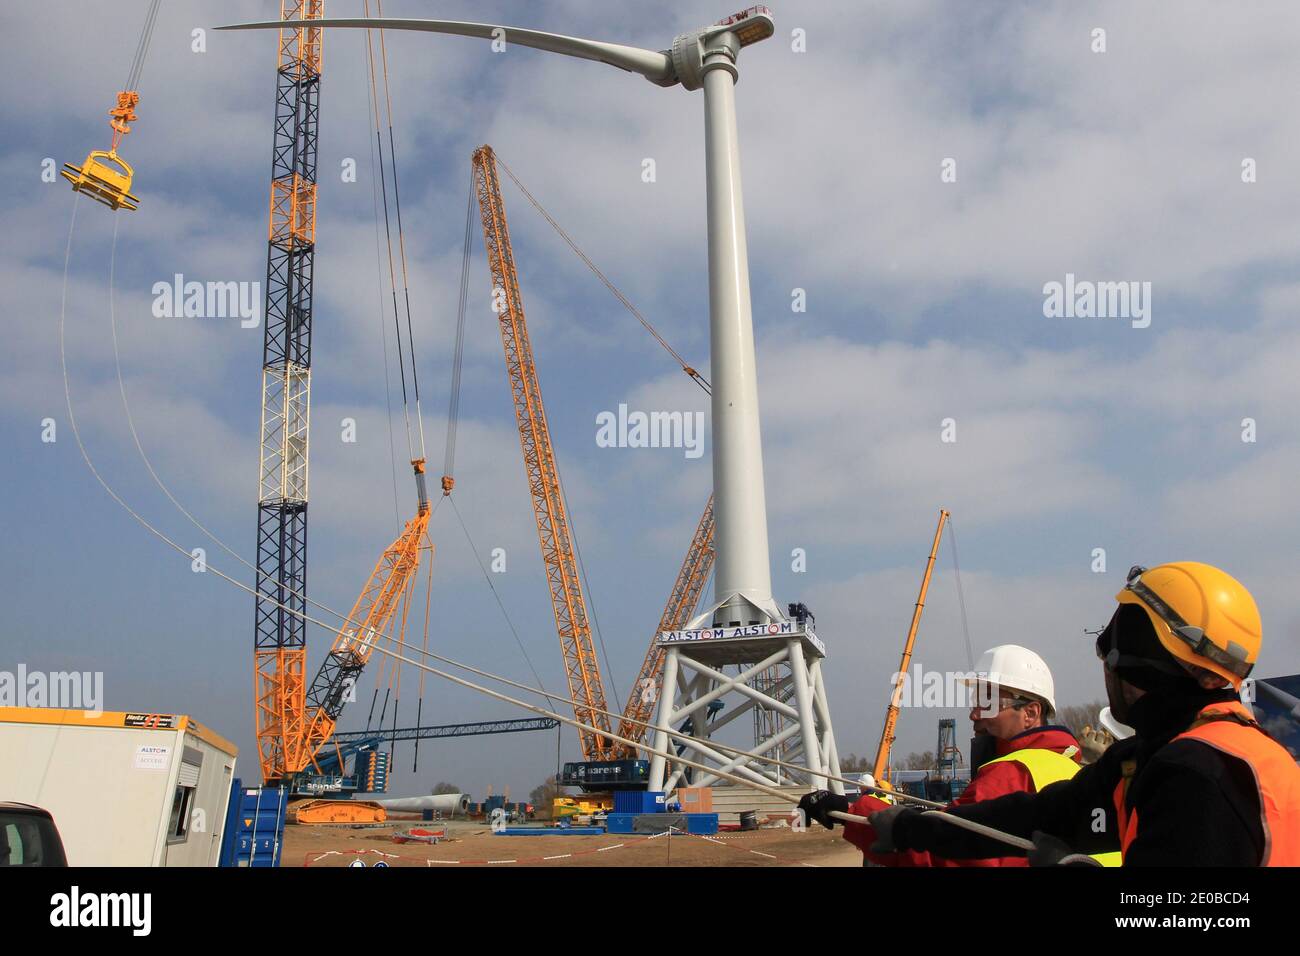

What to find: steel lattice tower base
left=646, top=610, right=843, bottom=795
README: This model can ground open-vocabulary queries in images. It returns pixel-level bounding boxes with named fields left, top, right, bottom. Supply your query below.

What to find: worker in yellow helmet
left=866, top=563, right=1300, bottom=866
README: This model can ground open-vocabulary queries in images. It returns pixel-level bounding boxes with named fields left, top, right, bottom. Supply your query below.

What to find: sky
left=3, top=1, right=1299, bottom=801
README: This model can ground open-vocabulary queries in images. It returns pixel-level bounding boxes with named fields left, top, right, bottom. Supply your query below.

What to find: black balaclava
left=1099, top=603, right=1201, bottom=694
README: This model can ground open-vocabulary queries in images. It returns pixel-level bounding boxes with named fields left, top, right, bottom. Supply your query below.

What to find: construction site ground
left=287, top=818, right=862, bottom=867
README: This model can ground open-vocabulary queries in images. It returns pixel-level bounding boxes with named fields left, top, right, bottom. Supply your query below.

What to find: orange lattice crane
left=258, top=460, right=432, bottom=786
left=252, top=0, right=325, bottom=787
left=471, top=145, right=616, bottom=761
left=251, top=2, right=436, bottom=791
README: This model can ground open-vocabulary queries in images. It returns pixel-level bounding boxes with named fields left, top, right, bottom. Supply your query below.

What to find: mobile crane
left=472, top=145, right=718, bottom=790
left=872, top=508, right=949, bottom=785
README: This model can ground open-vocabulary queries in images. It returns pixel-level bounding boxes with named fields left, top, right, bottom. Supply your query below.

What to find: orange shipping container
left=677, top=787, right=713, bottom=813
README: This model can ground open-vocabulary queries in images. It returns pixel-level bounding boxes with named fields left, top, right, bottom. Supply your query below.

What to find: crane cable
left=442, top=166, right=474, bottom=487
left=947, top=517, right=976, bottom=669
left=495, top=154, right=712, bottom=396
left=123, top=0, right=163, bottom=93
left=362, top=640, right=1036, bottom=851
left=362, top=3, right=438, bottom=747
left=362, top=5, right=415, bottom=462
left=366, top=71, right=402, bottom=529
left=372, top=0, right=427, bottom=462
left=376, top=626, right=940, bottom=805
left=361, top=0, right=426, bottom=463
left=446, top=495, right=549, bottom=696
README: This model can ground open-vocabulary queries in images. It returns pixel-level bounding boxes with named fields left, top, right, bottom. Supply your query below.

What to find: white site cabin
left=0, top=707, right=237, bottom=866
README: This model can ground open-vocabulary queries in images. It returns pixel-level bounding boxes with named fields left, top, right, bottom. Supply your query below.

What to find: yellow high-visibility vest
left=984, top=748, right=1122, bottom=866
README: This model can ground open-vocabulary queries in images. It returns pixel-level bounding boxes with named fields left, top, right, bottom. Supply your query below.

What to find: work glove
left=1028, top=830, right=1102, bottom=867
left=867, top=805, right=915, bottom=853
left=796, top=790, right=849, bottom=830
left=1078, top=725, right=1114, bottom=764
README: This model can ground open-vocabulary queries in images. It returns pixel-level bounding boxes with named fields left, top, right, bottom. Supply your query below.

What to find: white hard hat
left=1098, top=706, right=1134, bottom=740
left=968, top=644, right=1056, bottom=714
left=857, top=773, right=877, bottom=790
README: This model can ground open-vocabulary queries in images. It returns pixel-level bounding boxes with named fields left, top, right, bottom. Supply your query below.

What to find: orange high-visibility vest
left=1113, top=701, right=1300, bottom=866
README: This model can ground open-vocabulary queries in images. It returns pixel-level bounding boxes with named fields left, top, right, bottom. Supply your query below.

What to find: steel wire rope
left=362, top=641, right=1036, bottom=848
left=445, top=494, right=550, bottom=699
left=123, top=0, right=163, bottom=93
left=947, top=517, right=976, bottom=669
left=442, top=167, right=474, bottom=484
left=362, top=13, right=414, bottom=460
left=364, top=54, right=403, bottom=529
left=373, top=0, right=427, bottom=460
left=376, top=625, right=943, bottom=805
left=494, top=154, right=711, bottom=396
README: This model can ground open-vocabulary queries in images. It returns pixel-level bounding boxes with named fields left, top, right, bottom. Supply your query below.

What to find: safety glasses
left=970, top=684, right=1035, bottom=718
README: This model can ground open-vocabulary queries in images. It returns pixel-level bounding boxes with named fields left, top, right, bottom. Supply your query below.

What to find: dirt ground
left=287, top=818, right=863, bottom=868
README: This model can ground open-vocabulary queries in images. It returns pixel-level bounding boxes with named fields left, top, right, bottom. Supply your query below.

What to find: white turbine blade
left=216, top=17, right=676, bottom=85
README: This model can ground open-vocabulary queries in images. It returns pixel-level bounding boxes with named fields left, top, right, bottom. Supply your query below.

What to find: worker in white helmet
left=799, top=645, right=1092, bottom=866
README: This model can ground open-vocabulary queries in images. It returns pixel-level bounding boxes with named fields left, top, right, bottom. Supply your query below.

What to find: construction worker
left=799, top=644, right=1086, bottom=866
left=865, top=563, right=1300, bottom=866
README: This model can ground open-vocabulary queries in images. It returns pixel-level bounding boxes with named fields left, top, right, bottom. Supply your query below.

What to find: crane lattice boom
left=471, top=145, right=615, bottom=761
left=254, top=0, right=323, bottom=784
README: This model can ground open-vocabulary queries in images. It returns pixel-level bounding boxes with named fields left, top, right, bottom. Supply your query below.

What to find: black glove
left=796, top=790, right=850, bottom=830
left=1028, top=830, right=1102, bottom=867
left=867, top=805, right=915, bottom=853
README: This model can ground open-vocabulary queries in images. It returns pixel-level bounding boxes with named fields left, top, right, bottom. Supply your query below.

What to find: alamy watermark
left=595, top=403, right=705, bottom=460
left=889, top=663, right=999, bottom=715
left=152, top=273, right=260, bottom=328
left=0, top=665, right=103, bottom=713
left=50, top=887, right=150, bottom=936
left=1042, top=273, right=1151, bottom=328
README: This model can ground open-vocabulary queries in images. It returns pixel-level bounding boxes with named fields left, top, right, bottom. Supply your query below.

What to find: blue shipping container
left=613, top=790, right=665, bottom=814
left=219, top=783, right=287, bottom=867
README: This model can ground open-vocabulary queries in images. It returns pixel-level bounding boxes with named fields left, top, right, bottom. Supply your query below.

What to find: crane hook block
left=61, top=91, right=141, bottom=212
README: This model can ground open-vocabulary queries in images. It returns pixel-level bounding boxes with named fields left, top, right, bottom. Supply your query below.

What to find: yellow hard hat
left=1115, top=563, right=1260, bottom=689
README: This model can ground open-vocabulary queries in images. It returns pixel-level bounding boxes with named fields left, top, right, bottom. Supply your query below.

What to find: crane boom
left=616, top=495, right=715, bottom=753
left=259, top=461, right=431, bottom=785
left=872, top=508, right=949, bottom=783
left=254, top=0, right=323, bottom=784
left=471, top=145, right=615, bottom=761
left=295, top=463, right=432, bottom=776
